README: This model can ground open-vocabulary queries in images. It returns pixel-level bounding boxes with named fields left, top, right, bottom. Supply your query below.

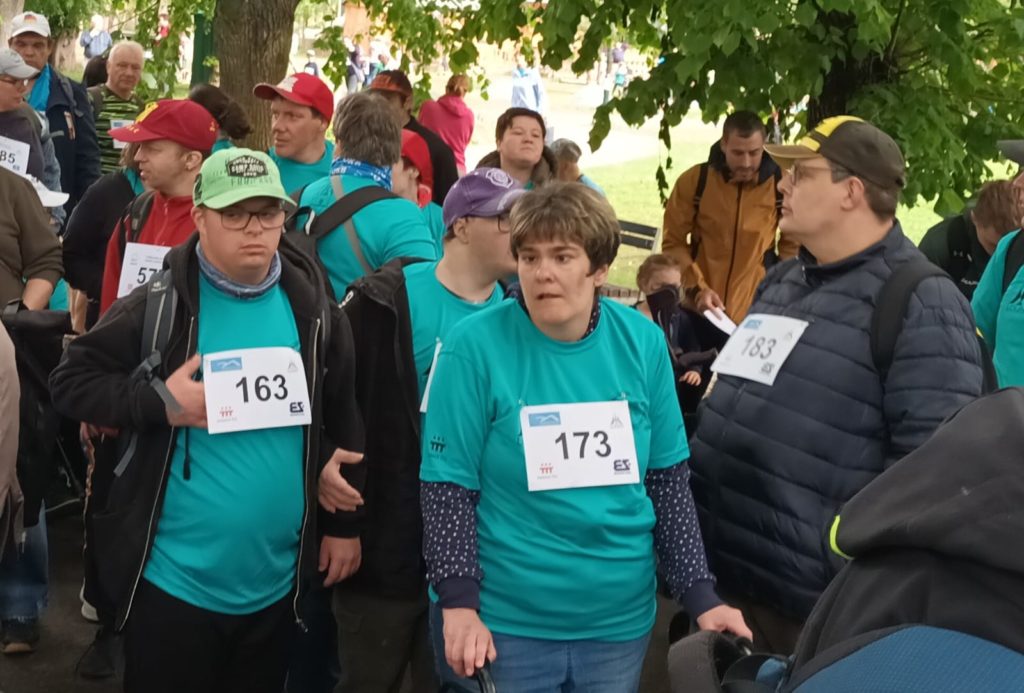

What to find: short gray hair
left=332, top=92, right=401, bottom=168
left=109, top=41, right=144, bottom=63
left=550, top=138, right=582, bottom=164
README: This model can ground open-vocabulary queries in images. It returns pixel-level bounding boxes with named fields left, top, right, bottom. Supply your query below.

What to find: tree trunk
left=213, top=0, right=302, bottom=151
left=0, top=0, right=25, bottom=45
left=52, top=33, right=77, bottom=73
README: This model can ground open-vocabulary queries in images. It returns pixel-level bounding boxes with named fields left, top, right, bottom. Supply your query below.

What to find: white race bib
left=711, top=313, right=809, bottom=386
left=520, top=401, right=640, bottom=492
left=109, top=119, right=133, bottom=149
left=203, top=347, right=312, bottom=435
left=117, top=242, right=171, bottom=298
left=0, top=135, right=30, bottom=175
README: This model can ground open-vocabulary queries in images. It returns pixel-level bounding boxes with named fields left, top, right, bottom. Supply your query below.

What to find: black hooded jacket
left=792, top=388, right=1024, bottom=672
left=49, top=234, right=363, bottom=629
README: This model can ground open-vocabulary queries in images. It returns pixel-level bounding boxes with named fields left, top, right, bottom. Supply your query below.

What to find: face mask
left=646, top=286, right=681, bottom=327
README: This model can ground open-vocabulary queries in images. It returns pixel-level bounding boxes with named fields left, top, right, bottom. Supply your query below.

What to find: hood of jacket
left=477, top=146, right=557, bottom=188
left=437, top=94, right=471, bottom=119
left=708, top=141, right=781, bottom=186
left=833, top=387, right=1024, bottom=578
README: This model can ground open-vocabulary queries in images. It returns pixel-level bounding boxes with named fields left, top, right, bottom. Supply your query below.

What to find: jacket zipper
left=117, top=316, right=196, bottom=632
left=293, top=316, right=321, bottom=629
left=723, top=184, right=742, bottom=308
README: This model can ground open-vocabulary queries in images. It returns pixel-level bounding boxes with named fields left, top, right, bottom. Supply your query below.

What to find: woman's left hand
left=695, top=604, right=753, bottom=642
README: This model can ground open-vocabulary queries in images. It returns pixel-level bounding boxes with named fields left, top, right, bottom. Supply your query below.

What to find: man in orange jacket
left=662, top=111, right=799, bottom=321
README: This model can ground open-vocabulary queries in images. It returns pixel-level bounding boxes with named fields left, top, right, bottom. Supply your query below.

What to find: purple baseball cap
left=442, top=167, right=527, bottom=229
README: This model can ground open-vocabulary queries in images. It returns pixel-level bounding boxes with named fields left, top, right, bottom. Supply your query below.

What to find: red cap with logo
left=401, top=130, right=434, bottom=203
left=109, top=99, right=218, bottom=152
left=253, top=73, right=334, bottom=122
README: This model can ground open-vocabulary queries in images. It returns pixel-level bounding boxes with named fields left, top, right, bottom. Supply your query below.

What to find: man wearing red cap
left=394, top=130, right=445, bottom=254
left=98, top=99, right=218, bottom=314
left=254, top=73, right=334, bottom=195
left=369, top=70, right=458, bottom=206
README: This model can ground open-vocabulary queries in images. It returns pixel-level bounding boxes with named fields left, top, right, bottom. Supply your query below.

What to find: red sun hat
left=253, top=73, right=334, bottom=122
left=109, top=99, right=218, bottom=152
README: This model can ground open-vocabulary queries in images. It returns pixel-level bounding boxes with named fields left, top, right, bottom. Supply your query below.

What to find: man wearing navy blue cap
left=324, top=167, right=525, bottom=691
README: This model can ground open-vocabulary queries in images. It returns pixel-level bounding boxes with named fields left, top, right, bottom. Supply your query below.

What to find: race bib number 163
left=203, top=347, right=312, bottom=434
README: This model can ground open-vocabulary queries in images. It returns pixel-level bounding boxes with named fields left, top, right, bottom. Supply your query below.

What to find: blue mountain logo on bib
left=744, top=319, right=762, bottom=329
left=528, top=412, right=561, bottom=427
left=210, top=357, right=242, bottom=372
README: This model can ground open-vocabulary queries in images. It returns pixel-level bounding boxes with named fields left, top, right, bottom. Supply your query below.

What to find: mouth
left=534, top=292, right=561, bottom=301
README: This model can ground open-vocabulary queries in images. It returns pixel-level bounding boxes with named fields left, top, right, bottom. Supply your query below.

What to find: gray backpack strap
left=331, top=175, right=374, bottom=276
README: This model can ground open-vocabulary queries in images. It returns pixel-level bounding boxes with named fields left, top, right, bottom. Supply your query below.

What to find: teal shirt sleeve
left=420, top=348, right=488, bottom=490
left=647, top=335, right=690, bottom=469
left=972, top=230, right=1016, bottom=350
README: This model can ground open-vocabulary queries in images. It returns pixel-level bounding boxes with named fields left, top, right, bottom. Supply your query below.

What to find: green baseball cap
left=193, top=148, right=294, bottom=210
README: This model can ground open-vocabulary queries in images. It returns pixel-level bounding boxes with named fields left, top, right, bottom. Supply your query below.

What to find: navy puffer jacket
left=689, top=224, right=984, bottom=620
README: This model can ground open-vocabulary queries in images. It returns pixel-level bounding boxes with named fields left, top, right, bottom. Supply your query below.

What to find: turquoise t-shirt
left=420, top=299, right=689, bottom=641
left=269, top=143, right=333, bottom=195
left=144, top=275, right=306, bottom=615
left=422, top=202, right=446, bottom=257
left=403, top=260, right=504, bottom=400
left=211, top=137, right=234, bottom=153
left=972, top=229, right=1024, bottom=386
left=298, top=174, right=437, bottom=298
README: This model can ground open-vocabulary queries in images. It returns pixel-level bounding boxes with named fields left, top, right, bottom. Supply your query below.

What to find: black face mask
left=646, top=286, right=681, bottom=327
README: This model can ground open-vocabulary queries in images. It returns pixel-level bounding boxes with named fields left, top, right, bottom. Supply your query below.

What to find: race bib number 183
left=711, top=314, right=809, bottom=386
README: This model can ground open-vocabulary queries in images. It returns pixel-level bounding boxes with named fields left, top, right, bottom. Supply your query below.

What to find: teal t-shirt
left=420, top=299, right=689, bottom=641
left=422, top=202, right=446, bottom=257
left=403, top=260, right=504, bottom=400
left=298, top=174, right=437, bottom=298
left=269, top=143, right=333, bottom=195
left=144, top=275, right=306, bottom=615
left=972, top=229, right=1024, bottom=386
left=211, top=137, right=234, bottom=153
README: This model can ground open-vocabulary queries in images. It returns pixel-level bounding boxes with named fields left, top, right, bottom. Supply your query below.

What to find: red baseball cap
left=401, top=130, right=433, bottom=191
left=253, top=73, right=334, bottom=122
left=109, top=99, right=218, bottom=152
left=369, top=72, right=412, bottom=99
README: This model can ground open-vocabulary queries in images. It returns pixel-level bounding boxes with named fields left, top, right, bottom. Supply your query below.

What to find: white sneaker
left=79, top=585, right=99, bottom=623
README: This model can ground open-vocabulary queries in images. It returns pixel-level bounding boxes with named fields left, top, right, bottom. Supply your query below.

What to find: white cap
left=24, top=174, right=68, bottom=208
left=10, top=12, right=52, bottom=39
left=0, top=49, right=38, bottom=80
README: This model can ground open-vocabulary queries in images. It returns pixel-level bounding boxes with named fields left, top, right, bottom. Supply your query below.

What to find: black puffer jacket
left=690, top=224, right=984, bottom=621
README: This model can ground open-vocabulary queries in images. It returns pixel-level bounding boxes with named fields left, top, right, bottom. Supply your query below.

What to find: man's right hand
left=696, top=288, right=726, bottom=317
left=443, top=608, right=496, bottom=678
left=164, top=354, right=207, bottom=428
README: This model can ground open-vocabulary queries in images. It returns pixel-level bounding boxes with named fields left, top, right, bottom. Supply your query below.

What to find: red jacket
left=99, top=192, right=195, bottom=314
left=418, top=95, right=474, bottom=171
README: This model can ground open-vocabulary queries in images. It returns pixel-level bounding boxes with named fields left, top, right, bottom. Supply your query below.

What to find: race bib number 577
left=203, top=347, right=312, bottom=434
left=711, top=314, right=809, bottom=386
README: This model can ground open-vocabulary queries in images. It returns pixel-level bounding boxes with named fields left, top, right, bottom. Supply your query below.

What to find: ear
left=843, top=176, right=867, bottom=212
left=185, top=150, right=203, bottom=172
left=591, top=263, right=610, bottom=288
left=452, top=217, right=471, bottom=244
left=191, top=205, right=206, bottom=234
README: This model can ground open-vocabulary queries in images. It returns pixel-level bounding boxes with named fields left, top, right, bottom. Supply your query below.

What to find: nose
left=778, top=171, right=793, bottom=195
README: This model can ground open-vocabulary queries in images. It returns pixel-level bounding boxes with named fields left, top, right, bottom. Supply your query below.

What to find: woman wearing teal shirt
left=420, top=183, right=750, bottom=691
left=972, top=229, right=1024, bottom=386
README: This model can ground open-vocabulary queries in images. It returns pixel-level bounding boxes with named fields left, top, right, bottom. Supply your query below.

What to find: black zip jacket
left=337, top=257, right=429, bottom=598
left=792, top=388, right=1024, bottom=675
left=49, top=234, right=363, bottom=629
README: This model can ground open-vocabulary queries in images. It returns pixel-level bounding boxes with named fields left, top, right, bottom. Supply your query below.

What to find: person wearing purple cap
left=321, top=167, right=523, bottom=691
left=419, top=181, right=749, bottom=690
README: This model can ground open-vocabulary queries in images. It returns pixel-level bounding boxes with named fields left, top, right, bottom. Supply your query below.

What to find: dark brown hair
left=973, top=180, right=1022, bottom=236
left=188, top=83, right=253, bottom=140
left=495, top=107, right=546, bottom=141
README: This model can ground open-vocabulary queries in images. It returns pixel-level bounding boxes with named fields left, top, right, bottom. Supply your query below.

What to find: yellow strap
left=829, top=515, right=853, bottom=560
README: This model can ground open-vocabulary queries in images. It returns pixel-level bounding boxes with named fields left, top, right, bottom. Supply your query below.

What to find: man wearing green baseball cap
left=50, top=148, right=365, bottom=693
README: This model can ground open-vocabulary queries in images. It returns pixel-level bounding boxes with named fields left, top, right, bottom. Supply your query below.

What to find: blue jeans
left=0, top=506, right=48, bottom=622
left=430, top=602, right=651, bottom=693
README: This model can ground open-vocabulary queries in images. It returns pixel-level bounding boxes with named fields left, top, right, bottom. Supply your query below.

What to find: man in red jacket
left=99, top=99, right=216, bottom=313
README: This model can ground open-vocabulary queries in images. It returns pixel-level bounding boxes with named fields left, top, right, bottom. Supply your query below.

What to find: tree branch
left=884, top=0, right=907, bottom=62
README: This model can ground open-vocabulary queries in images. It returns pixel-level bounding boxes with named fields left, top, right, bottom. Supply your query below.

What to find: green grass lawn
left=593, top=152, right=943, bottom=288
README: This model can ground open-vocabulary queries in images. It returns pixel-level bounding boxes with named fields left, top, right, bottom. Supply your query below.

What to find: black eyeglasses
left=215, top=207, right=287, bottom=231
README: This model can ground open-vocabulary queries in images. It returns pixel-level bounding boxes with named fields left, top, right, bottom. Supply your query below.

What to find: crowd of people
left=0, top=8, right=1022, bottom=693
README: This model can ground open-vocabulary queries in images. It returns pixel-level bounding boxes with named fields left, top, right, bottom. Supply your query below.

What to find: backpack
left=691, top=162, right=785, bottom=269
left=286, top=175, right=398, bottom=301
left=114, top=190, right=157, bottom=264
left=870, top=259, right=998, bottom=393
left=668, top=626, right=1024, bottom=693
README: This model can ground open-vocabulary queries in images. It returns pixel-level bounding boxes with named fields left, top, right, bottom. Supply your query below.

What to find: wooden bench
left=599, top=220, right=661, bottom=304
